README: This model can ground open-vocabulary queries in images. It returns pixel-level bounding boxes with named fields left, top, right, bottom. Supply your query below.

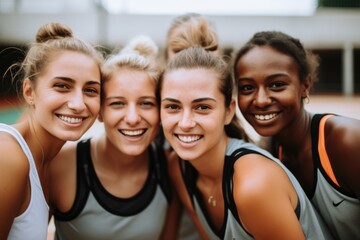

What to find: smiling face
left=99, top=68, right=159, bottom=156
left=24, top=50, right=101, bottom=141
left=236, top=46, right=309, bottom=137
left=160, top=68, right=233, bottom=162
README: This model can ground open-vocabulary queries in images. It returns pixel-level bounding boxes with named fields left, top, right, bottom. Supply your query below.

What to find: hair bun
left=36, top=22, right=73, bottom=43
left=120, top=35, right=158, bottom=59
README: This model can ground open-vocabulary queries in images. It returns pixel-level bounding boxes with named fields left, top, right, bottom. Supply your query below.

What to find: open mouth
left=57, top=114, right=84, bottom=124
left=120, top=129, right=146, bottom=137
left=254, top=113, right=278, bottom=121
left=176, top=134, right=202, bottom=143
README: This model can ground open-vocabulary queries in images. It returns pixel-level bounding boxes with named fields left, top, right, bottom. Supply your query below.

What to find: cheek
left=237, top=95, right=251, bottom=110
left=160, top=112, right=175, bottom=129
left=145, top=110, right=160, bottom=125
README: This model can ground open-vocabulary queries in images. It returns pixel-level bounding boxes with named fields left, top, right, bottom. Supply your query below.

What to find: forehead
left=236, top=46, right=298, bottom=76
left=238, top=46, right=296, bottom=68
left=162, top=68, right=220, bottom=95
left=40, top=50, right=100, bottom=81
left=104, top=68, right=155, bottom=92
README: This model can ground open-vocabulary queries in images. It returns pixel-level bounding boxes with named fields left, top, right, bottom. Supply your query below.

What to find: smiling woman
left=0, top=22, right=103, bottom=240
left=234, top=30, right=360, bottom=239
left=160, top=47, right=333, bottom=239
left=48, top=35, right=180, bottom=240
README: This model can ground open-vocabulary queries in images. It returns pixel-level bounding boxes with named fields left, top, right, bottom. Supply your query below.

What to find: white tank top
left=0, top=124, right=49, bottom=240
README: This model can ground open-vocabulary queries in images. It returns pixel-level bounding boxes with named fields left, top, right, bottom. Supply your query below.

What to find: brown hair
left=165, top=13, right=219, bottom=60
left=233, top=31, right=319, bottom=91
left=161, top=47, right=249, bottom=141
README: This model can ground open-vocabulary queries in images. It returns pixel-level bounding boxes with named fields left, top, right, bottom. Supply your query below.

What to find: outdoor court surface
left=0, top=94, right=359, bottom=239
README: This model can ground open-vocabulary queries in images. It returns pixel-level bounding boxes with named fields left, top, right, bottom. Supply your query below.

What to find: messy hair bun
left=102, top=35, right=162, bottom=87
left=35, top=22, right=73, bottom=43
left=121, top=35, right=158, bottom=60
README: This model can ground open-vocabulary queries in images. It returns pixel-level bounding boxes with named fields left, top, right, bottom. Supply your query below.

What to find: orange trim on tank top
left=278, top=115, right=339, bottom=186
left=318, top=115, right=339, bottom=186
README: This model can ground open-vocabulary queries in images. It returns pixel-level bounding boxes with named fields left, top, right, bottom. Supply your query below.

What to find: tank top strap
left=54, top=138, right=91, bottom=221
left=317, top=114, right=339, bottom=186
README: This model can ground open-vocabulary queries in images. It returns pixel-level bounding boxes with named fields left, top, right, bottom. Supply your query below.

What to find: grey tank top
left=311, top=114, right=360, bottom=240
left=54, top=138, right=171, bottom=240
left=181, top=138, right=333, bottom=240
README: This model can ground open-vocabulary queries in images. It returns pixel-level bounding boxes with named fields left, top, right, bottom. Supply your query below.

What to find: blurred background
left=1, top=0, right=359, bottom=125
left=1, top=2, right=359, bottom=238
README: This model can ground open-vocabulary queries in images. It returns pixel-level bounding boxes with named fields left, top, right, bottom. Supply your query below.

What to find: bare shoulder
left=326, top=115, right=360, bottom=197
left=232, top=153, right=294, bottom=207
left=0, top=131, right=29, bottom=176
left=327, top=115, right=360, bottom=147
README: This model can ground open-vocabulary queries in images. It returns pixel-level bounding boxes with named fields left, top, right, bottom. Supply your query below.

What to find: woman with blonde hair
left=49, top=35, right=179, bottom=240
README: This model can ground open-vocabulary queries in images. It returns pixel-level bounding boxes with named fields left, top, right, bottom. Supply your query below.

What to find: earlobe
left=301, top=76, right=312, bottom=98
left=23, top=78, right=35, bottom=106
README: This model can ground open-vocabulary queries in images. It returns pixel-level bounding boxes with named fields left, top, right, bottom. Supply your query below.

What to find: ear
left=225, top=98, right=236, bottom=125
left=22, top=78, right=35, bottom=106
left=301, top=76, right=312, bottom=99
left=98, top=110, right=104, bottom=122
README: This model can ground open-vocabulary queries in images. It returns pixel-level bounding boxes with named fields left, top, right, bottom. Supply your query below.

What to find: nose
left=178, top=110, right=196, bottom=130
left=67, top=92, right=86, bottom=113
left=125, top=104, right=141, bottom=125
left=253, top=88, right=272, bottom=108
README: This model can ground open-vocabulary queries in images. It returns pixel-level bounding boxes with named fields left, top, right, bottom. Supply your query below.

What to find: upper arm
left=233, top=154, right=304, bottom=240
left=48, top=142, right=77, bottom=212
left=0, top=136, right=29, bottom=239
left=327, top=116, right=360, bottom=199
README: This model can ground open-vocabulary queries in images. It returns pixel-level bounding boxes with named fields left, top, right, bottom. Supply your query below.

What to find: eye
left=84, top=87, right=99, bottom=96
left=140, top=101, right=156, bottom=108
left=238, top=84, right=255, bottom=94
left=195, top=104, right=211, bottom=112
left=269, top=81, right=287, bottom=91
left=109, top=101, right=125, bottom=107
left=163, top=104, right=180, bottom=111
left=54, top=83, right=70, bottom=90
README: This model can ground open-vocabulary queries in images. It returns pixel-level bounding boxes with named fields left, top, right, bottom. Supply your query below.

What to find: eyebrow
left=105, top=96, right=157, bottom=101
left=238, top=73, right=289, bottom=81
left=55, top=76, right=101, bottom=86
left=161, top=97, right=216, bottom=103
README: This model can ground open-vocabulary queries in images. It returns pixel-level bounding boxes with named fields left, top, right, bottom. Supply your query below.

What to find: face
left=236, top=46, right=308, bottom=137
left=160, top=68, right=233, bottom=162
left=24, top=50, right=101, bottom=141
left=99, top=69, right=159, bottom=156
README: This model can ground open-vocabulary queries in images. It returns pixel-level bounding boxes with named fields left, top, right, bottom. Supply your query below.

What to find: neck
left=95, top=135, right=149, bottom=173
left=17, top=118, right=66, bottom=166
left=276, top=110, right=312, bottom=152
left=194, top=134, right=228, bottom=181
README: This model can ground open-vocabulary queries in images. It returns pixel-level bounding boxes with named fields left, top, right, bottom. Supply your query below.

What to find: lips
left=57, top=114, right=84, bottom=124
left=254, top=113, right=278, bottom=121
left=176, top=134, right=202, bottom=143
left=120, top=129, right=146, bottom=137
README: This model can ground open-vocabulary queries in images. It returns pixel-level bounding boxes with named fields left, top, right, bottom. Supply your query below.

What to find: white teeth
left=121, top=129, right=145, bottom=136
left=255, top=113, right=277, bottom=121
left=178, top=135, right=201, bottom=143
left=58, top=115, right=83, bottom=123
